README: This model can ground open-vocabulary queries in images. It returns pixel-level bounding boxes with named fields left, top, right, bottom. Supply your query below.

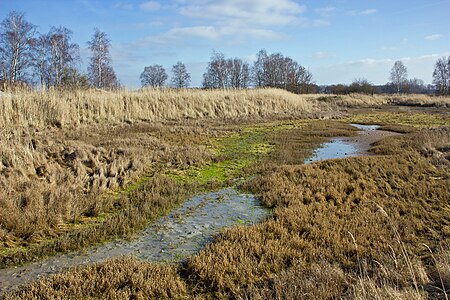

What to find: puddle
left=0, top=188, right=269, bottom=292
left=305, top=124, right=391, bottom=164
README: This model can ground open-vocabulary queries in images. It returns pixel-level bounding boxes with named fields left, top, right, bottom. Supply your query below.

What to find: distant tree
left=140, top=64, right=167, bottom=87
left=203, top=51, right=228, bottom=88
left=171, top=61, right=190, bottom=88
left=432, top=56, right=449, bottom=95
left=251, top=49, right=313, bottom=93
left=349, top=78, right=375, bottom=94
left=292, top=64, right=314, bottom=93
left=32, top=27, right=80, bottom=90
left=0, top=11, right=36, bottom=83
left=87, top=28, right=119, bottom=89
left=389, top=60, right=408, bottom=93
left=252, top=49, right=268, bottom=87
left=226, top=58, right=250, bottom=88
left=60, top=67, right=90, bottom=89
left=405, top=78, right=426, bottom=94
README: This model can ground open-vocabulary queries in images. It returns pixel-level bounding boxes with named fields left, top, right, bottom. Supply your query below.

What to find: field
left=0, top=89, right=449, bottom=299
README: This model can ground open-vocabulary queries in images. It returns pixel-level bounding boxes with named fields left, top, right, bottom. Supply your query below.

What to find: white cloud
left=137, top=25, right=283, bottom=47
left=347, top=8, right=377, bottom=16
left=178, top=0, right=306, bottom=26
left=425, top=34, right=443, bottom=41
left=140, top=1, right=161, bottom=11
left=312, top=19, right=330, bottom=27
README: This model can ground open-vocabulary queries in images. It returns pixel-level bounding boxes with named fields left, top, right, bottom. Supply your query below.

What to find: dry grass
left=0, top=88, right=329, bottom=129
left=3, top=256, right=187, bottom=299
left=0, top=121, right=219, bottom=266
left=1, top=88, right=334, bottom=266
left=185, top=125, right=449, bottom=298
left=1, top=88, right=449, bottom=299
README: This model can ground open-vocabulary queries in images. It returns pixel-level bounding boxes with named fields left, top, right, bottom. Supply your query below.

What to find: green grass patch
left=164, top=121, right=311, bottom=185
left=344, top=111, right=450, bottom=128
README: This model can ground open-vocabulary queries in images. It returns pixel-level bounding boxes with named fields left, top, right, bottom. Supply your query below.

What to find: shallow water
left=0, top=188, right=269, bottom=292
left=305, top=124, right=381, bottom=164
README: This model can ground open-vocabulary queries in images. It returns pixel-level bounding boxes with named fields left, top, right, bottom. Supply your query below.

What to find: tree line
left=1, top=10, right=449, bottom=95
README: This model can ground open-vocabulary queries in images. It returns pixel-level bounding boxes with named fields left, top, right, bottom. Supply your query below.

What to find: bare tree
left=226, top=58, right=250, bottom=88
left=48, top=26, right=80, bottom=86
left=31, top=33, right=51, bottom=90
left=202, top=51, right=227, bottom=88
left=432, top=56, right=449, bottom=95
left=87, top=28, right=119, bottom=89
left=251, top=49, right=313, bottom=93
left=252, top=49, right=268, bottom=87
left=140, top=64, right=167, bottom=87
left=171, top=61, right=190, bottom=88
left=0, top=11, right=36, bottom=83
left=405, top=78, right=425, bottom=94
left=390, top=60, right=408, bottom=93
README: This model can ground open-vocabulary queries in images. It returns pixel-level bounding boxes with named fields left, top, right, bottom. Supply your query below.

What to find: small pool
left=304, top=124, right=379, bottom=164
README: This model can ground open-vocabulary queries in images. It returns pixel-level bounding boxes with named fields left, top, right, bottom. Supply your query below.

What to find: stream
left=0, top=124, right=399, bottom=293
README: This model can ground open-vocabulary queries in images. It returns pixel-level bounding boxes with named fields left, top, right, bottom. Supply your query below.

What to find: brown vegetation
left=186, top=126, right=450, bottom=298
left=4, top=120, right=448, bottom=299
left=1, top=89, right=449, bottom=299
left=0, top=88, right=329, bottom=266
left=3, top=256, right=187, bottom=299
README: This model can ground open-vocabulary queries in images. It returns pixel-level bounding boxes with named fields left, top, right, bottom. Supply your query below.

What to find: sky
left=1, top=0, right=450, bottom=88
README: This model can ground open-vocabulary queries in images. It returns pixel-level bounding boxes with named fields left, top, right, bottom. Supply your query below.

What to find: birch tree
left=432, top=56, right=449, bottom=95
left=390, top=60, right=408, bottom=93
left=87, top=28, right=119, bottom=89
left=0, top=11, right=36, bottom=83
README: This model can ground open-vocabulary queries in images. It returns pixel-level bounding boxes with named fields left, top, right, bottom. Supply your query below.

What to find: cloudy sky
left=2, top=0, right=449, bottom=87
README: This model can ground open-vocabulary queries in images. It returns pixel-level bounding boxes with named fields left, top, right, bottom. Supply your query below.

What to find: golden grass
left=0, top=88, right=329, bottom=129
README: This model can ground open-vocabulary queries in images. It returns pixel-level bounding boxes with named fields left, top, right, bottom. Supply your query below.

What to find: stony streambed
left=0, top=123, right=399, bottom=293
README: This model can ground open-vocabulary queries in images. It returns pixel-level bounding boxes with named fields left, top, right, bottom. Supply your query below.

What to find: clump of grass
left=3, top=256, right=187, bottom=299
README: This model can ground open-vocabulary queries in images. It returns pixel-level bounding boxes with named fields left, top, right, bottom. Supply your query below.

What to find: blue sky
left=1, top=0, right=449, bottom=87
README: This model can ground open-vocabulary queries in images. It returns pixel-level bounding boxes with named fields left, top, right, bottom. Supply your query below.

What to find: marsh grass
left=1, top=89, right=449, bottom=298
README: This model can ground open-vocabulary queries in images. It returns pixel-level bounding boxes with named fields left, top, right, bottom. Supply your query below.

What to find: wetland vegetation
left=0, top=88, right=449, bottom=299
